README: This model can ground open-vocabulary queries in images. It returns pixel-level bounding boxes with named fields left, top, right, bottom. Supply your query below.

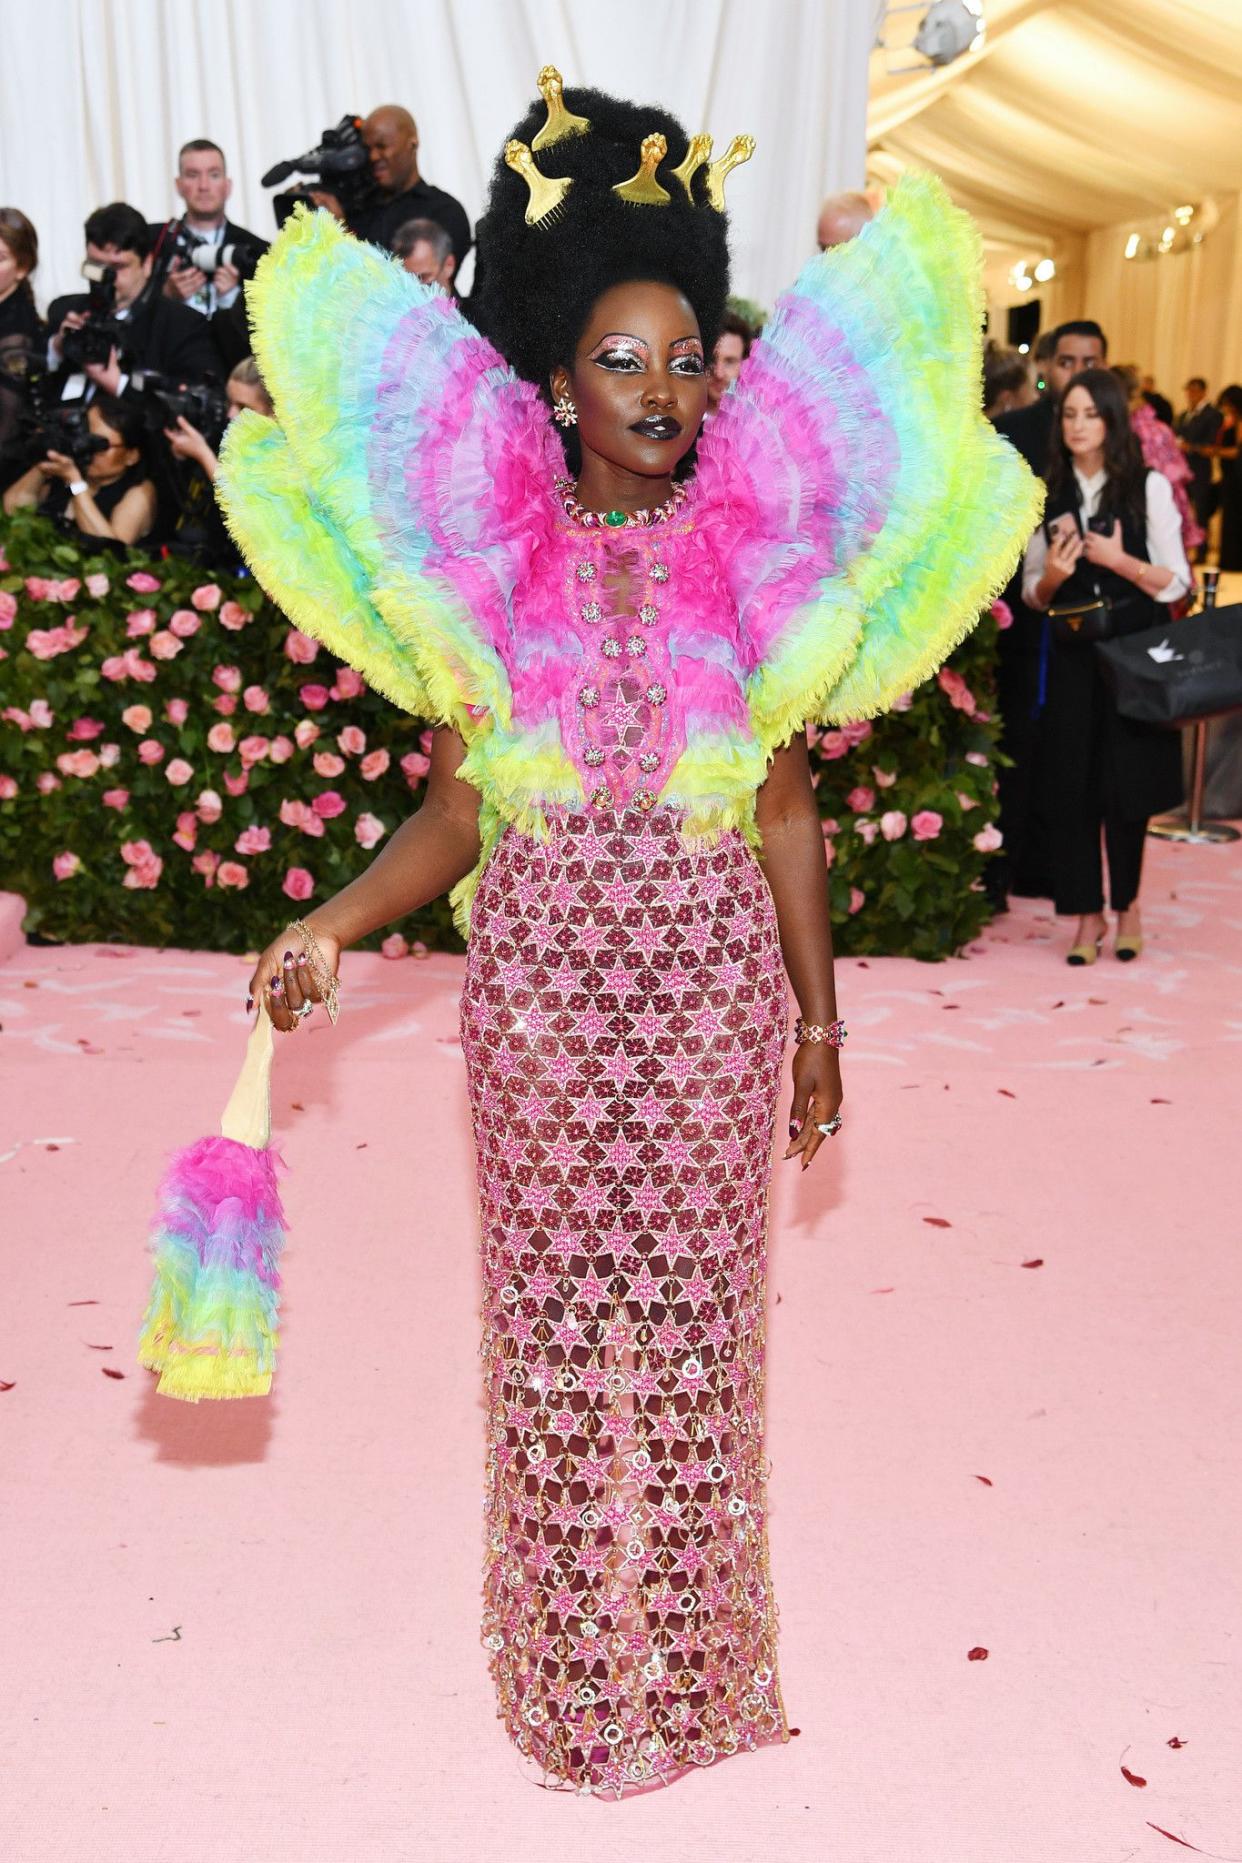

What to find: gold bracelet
left=289, top=918, right=340, bottom=1024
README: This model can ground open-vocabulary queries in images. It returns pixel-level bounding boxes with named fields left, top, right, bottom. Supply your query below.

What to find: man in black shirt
left=339, top=105, right=471, bottom=267
left=1175, top=377, right=1223, bottom=537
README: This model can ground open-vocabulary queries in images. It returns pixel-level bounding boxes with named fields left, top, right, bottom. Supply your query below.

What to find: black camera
left=0, top=350, right=109, bottom=479
left=262, top=114, right=379, bottom=226
left=57, top=261, right=129, bottom=371
left=131, top=368, right=229, bottom=453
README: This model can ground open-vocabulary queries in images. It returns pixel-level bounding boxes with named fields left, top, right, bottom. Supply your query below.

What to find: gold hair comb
left=705, top=134, right=756, bottom=210
left=670, top=133, right=713, bottom=202
left=613, top=132, right=671, bottom=207
left=505, top=138, right=573, bottom=227
left=531, top=65, right=591, bottom=152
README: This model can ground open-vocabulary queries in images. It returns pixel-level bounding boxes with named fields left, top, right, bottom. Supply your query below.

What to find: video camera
left=58, top=262, right=131, bottom=371
left=261, top=115, right=378, bottom=227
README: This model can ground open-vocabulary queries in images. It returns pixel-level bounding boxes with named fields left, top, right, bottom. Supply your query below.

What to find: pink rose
left=411, top=940, right=429, bottom=959
left=337, top=724, right=367, bottom=756
left=100, top=655, right=128, bottom=682
left=313, top=751, right=346, bottom=778
left=98, top=743, right=120, bottom=769
left=279, top=798, right=325, bottom=838
left=299, top=683, right=330, bottom=712
left=121, top=839, right=163, bottom=889
left=848, top=887, right=866, bottom=916
left=332, top=666, right=364, bottom=700
left=242, top=685, right=270, bottom=714
left=172, top=810, right=197, bottom=852
left=29, top=700, right=53, bottom=728
left=400, top=750, right=430, bottom=783
left=149, top=630, right=183, bottom=660
left=165, top=697, right=189, bottom=726
left=165, top=758, right=194, bottom=786
left=269, top=735, right=294, bottom=764
left=234, top=825, right=271, bottom=856
left=192, top=849, right=220, bottom=885
left=282, top=867, right=315, bottom=902
left=26, top=622, right=89, bottom=659
left=990, top=598, right=1014, bottom=631
left=238, top=734, right=271, bottom=769
left=973, top=824, right=1003, bottom=854
left=125, top=571, right=161, bottom=594
left=25, top=575, right=80, bottom=602
left=879, top=810, right=908, bottom=842
left=0, top=591, right=15, bottom=628
left=911, top=809, right=943, bottom=841
left=965, top=752, right=989, bottom=768
left=890, top=692, right=914, bottom=713
left=53, top=851, right=82, bottom=881
left=190, top=582, right=222, bottom=612
left=128, top=650, right=157, bottom=683
left=56, top=749, right=100, bottom=779
left=419, top=729, right=433, bottom=753
left=125, top=608, right=156, bottom=636
left=873, top=767, right=897, bottom=789
left=360, top=748, right=390, bottom=781
left=217, top=599, right=249, bottom=631
left=822, top=837, right=835, bottom=870
left=938, top=667, right=977, bottom=715
left=294, top=720, right=320, bottom=749
left=85, top=573, right=110, bottom=598
left=121, top=704, right=153, bottom=733
left=196, top=789, right=223, bottom=822
left=101, top=788, right=129, bottom=810
left=354, top=811, right=386, bottom=849
left=381, top=933, right=409, bottom=959
left=207, top=722, right=236, bottom=753
left=0, top=774, right=17, bottom=800
left=312, top=789, right=347, bottom=819
left=855, top=819, right=879, bottom=846
left=284, top=628, right=319, bottom=664
left=212, top=664, right=242, bottom=692
left=36, top=772, right=61, bottom=793
left=956, top=791, right=977, bottom=811
left=168, top=609, right=201, bottom=638
left=216, top=861, right=249, bottom=890
left=2, top=707, right=31, bottom=731
left=213, top=694, right=237, bottom=715
left=223, top=770, right=250, bottom=797
left=67, top=717, right=105, bottom=740
left=137, top=739, right=165, bottom=765
left=846, top=786, right=875, bottom=814
left=841, top=721, right=873, bottom=749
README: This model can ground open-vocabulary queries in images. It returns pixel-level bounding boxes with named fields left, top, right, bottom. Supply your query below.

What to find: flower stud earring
left=553, top=392, right=578, bottom=428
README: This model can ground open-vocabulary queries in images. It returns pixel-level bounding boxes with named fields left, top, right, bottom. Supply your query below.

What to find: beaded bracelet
left=794, top=1016, right=847, bottom=1048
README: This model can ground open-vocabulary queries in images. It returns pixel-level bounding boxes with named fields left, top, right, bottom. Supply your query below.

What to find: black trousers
left=1045, top=639, right=1149, bottom=917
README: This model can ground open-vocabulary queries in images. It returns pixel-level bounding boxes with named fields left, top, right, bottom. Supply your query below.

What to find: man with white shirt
left=161, top=141, right=268, bottom=319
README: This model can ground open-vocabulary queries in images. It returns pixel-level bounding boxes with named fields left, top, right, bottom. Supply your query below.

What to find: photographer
left=3, top=391, right=156, bottom=545
left=316, top=106, right=470, bottom=267
left=0, top=209, right=44, bottom=462
left=47, top=203, right=222, bottom=400
left=159, top=140, right=268, bottom=320
left=161, top=356, right=273, bottom=566
left=163, top=355, right=273, bottom=484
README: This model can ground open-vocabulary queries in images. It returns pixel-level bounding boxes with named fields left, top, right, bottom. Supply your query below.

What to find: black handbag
left=1096, top=602, right=1242, bottom=725
left=1047, top=590, right=1114, bottom=645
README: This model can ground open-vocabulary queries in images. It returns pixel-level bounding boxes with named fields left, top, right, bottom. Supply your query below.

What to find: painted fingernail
left=283, top=953, right=296, bottom=969
left=788, top=1120, right=800, bottom=1139
left=245, top=993, right=253, bottom=1011
left=270, top=977, right=283, bottom=996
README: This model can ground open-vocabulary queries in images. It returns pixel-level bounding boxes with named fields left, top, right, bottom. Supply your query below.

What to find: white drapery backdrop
left=0, top=0, right=870, bottom=317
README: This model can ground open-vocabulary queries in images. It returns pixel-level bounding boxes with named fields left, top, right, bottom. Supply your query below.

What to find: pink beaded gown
left=217, top=176, right=1040, bottom=1797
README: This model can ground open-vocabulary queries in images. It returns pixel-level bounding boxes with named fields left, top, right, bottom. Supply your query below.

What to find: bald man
left=816, top=190, right=875, bottom=251
left=346, top=104, right=472, bottom=267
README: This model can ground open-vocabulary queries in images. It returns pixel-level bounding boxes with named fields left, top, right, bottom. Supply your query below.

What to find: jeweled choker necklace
left=555, top=476, right=687, bottom=530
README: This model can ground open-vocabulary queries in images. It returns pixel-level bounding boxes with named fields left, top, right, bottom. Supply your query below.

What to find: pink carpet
left=3, top=835, right=1240, bottom=1863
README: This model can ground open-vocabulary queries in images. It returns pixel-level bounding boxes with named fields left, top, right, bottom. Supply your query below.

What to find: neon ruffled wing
left=216, top=203, right=564, bottom=734
left=694, top=171, right=1044, bottom=754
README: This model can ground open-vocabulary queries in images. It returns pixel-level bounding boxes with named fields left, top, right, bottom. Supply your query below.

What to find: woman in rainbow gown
left=217, top=72, right=1039, bottom=1799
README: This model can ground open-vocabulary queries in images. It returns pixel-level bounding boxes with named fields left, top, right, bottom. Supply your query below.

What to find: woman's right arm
left=248, top=725, right=482, bottom=1029
left=2, top=462, right=46, bottom=513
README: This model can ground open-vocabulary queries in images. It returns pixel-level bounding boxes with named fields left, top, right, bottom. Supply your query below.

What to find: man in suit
left=48, top=202, right=224, bottom=396
left=159, top=139, right=268, bottom=321
left=989, top=320, right=1109, bottom=905
left=1175, top=377, right=1223, bottom=542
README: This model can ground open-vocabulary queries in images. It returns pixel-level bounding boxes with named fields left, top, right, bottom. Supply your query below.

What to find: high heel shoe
left=1114, top=931, right=1143, bottom=961
left=1066, top=931, right=1105, bottom=966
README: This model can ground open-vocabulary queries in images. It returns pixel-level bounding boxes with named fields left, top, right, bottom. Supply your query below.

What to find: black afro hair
left=469, top=84, right=733, bottom=400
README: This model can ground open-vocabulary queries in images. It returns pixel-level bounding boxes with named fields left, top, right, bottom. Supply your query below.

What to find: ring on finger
left=293, top=1000, right=313, bottom=1020
left=816, top=1114, right=843, bottom=1137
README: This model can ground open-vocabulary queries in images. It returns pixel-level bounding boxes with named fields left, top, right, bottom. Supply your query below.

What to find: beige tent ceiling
left=868, top=0, right=1242, bottom=250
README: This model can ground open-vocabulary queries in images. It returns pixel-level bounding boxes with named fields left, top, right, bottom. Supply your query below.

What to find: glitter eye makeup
left=588, top=332, right=650, bottom=368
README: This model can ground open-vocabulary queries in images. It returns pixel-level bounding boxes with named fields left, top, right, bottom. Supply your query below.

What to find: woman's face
left=0, top=238, right=27, bottom=302
left=86, top=405, right=139, bottom=483
left=227, top=377, right=274, bottom=421
left=551, top=279, right=707, bottom=480
left=1061, top=384, right=1106, bottom=459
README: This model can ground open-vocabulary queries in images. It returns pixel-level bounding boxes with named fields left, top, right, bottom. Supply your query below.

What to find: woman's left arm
left=755, top=731, right=844, bottom=1172
left=1082, top=474, right=1191, bottom=601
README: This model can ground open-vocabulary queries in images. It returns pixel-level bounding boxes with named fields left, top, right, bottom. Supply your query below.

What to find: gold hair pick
left=705, top=134, right=756, bottom=211
left=670, top=133, right=713, bottom=202
left=505, top=138, right=573, bottom=228
left=613, top=132, right=671, bottom=207
left=531, top=65, right=591, bottom=152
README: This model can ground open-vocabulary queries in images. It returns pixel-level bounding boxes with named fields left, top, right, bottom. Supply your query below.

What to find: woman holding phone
left=1022, top=368, right=1191, bottom=964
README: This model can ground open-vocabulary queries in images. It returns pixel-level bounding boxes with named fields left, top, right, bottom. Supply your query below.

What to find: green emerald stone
left=604, top=509, right=627, bottom=527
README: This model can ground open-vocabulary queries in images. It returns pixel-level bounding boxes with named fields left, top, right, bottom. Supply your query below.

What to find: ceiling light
left=1017, top=343, right=1029, bottom=355
left=1124, top=233, right=1140, bottom=259
left=1033, top=258, right=1056, bottom=283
